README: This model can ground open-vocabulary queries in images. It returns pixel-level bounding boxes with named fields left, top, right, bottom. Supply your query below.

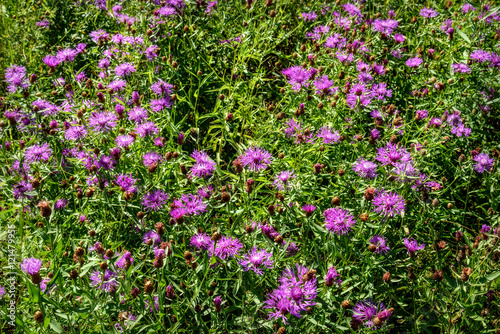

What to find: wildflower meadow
left=1, top=0, right=500, bottom=333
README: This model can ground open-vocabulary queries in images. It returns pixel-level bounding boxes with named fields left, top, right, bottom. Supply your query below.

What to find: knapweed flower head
left=372, top=189, right=405, bottom=217
left=25, top=143, right=53, bottom=164
left=115, top=251, right=134, bottom=269
left=143, top=230, right=162, bottom=245
left=190, top=150, right=217, bottom=178
left=21, top=258, right=42, bottom=275
left=316, top=126, right=340, bottom=144
left=190, top=232, right=213, bottom=251
left=89, top=269, right=119, bottom=292
left=88, top=112, right=117, bottom=133
left=352, top=299, right=390, bottom=329
left=470, top=50, right=491, bottom=63
left=406, top=57, right=423, bottom=68
left=403, top=238, right=425, bottom=255
left=13, top=181, right=33, bottom=200
left=210, top=236, right=243, bottom=260
left=419, top=7, right=438, bottom=18
left=142, top=190, right=169, bottom=211
left=240, top=147, right=272, bottom=172
left=142, top=151, right=162, bottom=168
left=173, top=194, right=207, bottom=216
left=473, top=153, right=494, bottom=173
left=282, top=66, right=312, bottom=91
left=273, top=170, right=296, bottom=191
left=115, top=173, right=138, bottom=193
left=372, top=19, right=399, bottom=35
left=369, top=235, right=391, bottom=254
left=239, top=247, right=274, bottom=275
left=376, top=142, right=411, bottom=166
left=324, top=207, right=356, bottom=235
left=481, top=224, right=491, bottom=234
left=352, top=158, right=378, bottom=179
left=302, top=204, right=316, bottom=216
left=114, top=62, right=136, bottom=77
left=325, top=266, right=342, bottom=287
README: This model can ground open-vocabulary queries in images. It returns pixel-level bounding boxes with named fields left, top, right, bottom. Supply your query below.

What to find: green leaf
left=455, top=28, right=470, bottom=44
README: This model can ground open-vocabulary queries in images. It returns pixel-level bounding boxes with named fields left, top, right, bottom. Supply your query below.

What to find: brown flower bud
left=99, top=262, right=108, bottom=271
left=34, top=310, right=44, bottom=323
left=144, top=280, right=154, bottom=294
left=331, top=197, right=341, bottom=206
left=221, top=191, right=231, bottom=203
left=70, top=269, right=79, bottom=280
left=75, top=247, right=84, bottom=257
left=383, top=272, right=391, bottom=283
left=341, top=300, right=351, bottom=309
left=212, top=232, right=221, bottom=242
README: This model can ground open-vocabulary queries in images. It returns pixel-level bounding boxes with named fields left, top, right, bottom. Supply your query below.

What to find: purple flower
left=89, top=29, right=109, bottom=43
left=191, top=150, right=217, bottom=178
left=239, top=247, right=274, bottom=275
left=190, top=232, right=213, bottom=251
left=343, top=3, right=362, bottom=17
left=406, top=57, right=423, bottom=68
left=415, top=109, right=428, bottom=119
left=301, top=12, right=318, bottom=22
left=473, top=153, right=494, bottom=173
left=13, top=181, right=33, bottom=200
left=136, top=121, right=159, bottom=137
left=324, top=33, right=347, bottom=49
left=115, top=251, right=134, bottom=269
left=25, top=143, right=52, bottom=163
left=376, top=142, right=411, bottom=166
left=115, top=173, right=137, bottom=193
left=353, top=299, right=389, bottom=329
left=0, top=286, right=5, bottom=299
left=56, top=48, right=78, bottom=62
left=369, top=235, right=390, bottom=254
left=451, top=124, right=471, bottom=137
left=282, top=66, right=312, bottom=91
left=371, top=83, right=392, bottom=100
left=54, top=199, right=68, bottom=210
left=240, top=147, right=272, bottom=172
left=88, top=112, right=117, bottom=133
left=470, top=50, right=491, bottom=63
left=214, top=296, right=222, bottom=311
left=346, top=83, right=372, bottom=109
left=403, top=238, right=425, bottom=255
left=462, top=3, right=476, bottom=13
left=43, top=55, right=60, bottom=68
left=324, top=207, right=356, bottom=235
left=373, top=190, right=405, bottom=217
left=21, top=258, right=42, bottom=275
left=108, top=79, right=127, bottom=92
left=264, top=264, right=317, bottom=323
left=352, top=158, right=378, bottom=179
left=173, top=194, right=207, bottom=216
left=114, top=62, right=136, bottom=77
left=143, top=230, right=162, bottom=245
left=166, top=285, right=175, bottom=299
left=115, top=135, right=135, bottom=148
left=481, top=224, right=491, bottom=234
left=273, top=170, right=296, bottom=191
left=313, top=75, right=336, bottom=95
left=317, top=126, right=340, bottom=144
left=197, top=185, right=214, bottom=199
left=372, top=19, right=399, bottom=35
left=302, top=204, right=316, bottom=217
left=419, top=7, right=438, bottom=18
left=394, top=34, right=405, bottom=42
left=393, top=161, right=418, bottom=182
left=142, top=151, right=162, bottom=168
left=142, top=190, right=169, bottom=211
left=89, top=269, right=119, bottom=292
left=205, top=1, right=217, bottom=13
left=209, top=236, right=243, bottom=260
left=151, top=79, right=173, bottom=96
left=325, top=266, right=342, bottom=287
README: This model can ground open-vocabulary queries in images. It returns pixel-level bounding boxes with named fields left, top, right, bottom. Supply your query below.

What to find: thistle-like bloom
left=403, top=238, right=425, bottom=255
left=65, top=125, right=88, bottom=141
left=406, top=57, right=423, bottom=68
left=301, top=12, right=317, bottom=22
left=373, top=190, right=405, bottom=217
left=210, top=236, right=243, bottom=260
left=371, top=83, right=392, bottom=100
left=0, top=286, right=5, bottom=299
left=191, top=150, right=217, bottom=178
left=324, top=207, right=356, bottom=235
left=264, top=264, right=317, bottom=323
left=89, top=269, right=119, bottom=292
left=151, top=79, right=173, bottom=96
left=419, top=7, right=438, bottom=18
left=114, top=62, right=136, bottom=77
left=197, top=185, right=214, bottom=199
left=239, top=247, right=274, bottom=275
left=56, top=48, right=78, bottom=62
left=481, top=224, right=491, bottom=234
left=190, top=232, right=213, bottom=251
left=142, top=190, right=169, bottom=211
left=450, top=124, right=471, bottom=137
left=369, top=235, right=391, bottom=254
left=43, top=55, right=60, bottom=68
left=317, top=126, right=340, bottom=144
left=325, top=266, right=342, bottom=287
left=13, top=181, right=33, bottom=200
left=313, top=75, right=336, bottom=95
left=5, top=65, right=29, bottom=93
left=392, top=161, right=418, bottom=182
left=273, top=170, right=296, bottom=191
left=115, top=251, right=134, bottom=269
left=143, top=230, right=162, bottom=245
left=115, top=173, right=138, bottom=193
left=415, top=109, right=428, bottom=119
left=240, top=147, right=272, bottom=172
left=25, top=143, right=53, bottom=164
left=473, top=153, right=494, bottom=173
left=353, top=299, right=390, bottom=329
left=88, top=112, right=117, bottom=133
left=115, top=135, right=135, bottom=148
left=376, top=142, right=411, bottom=166
left=302, top=204, right=316, bottom=217
left=470, top=50, right=491, bottom=63
left=107, top=79, right=127, bottom=92
left=352, top=158, right=378, bottom=179
left=282, top=66, right=312, bottom=91
left=214, top=296, right=222, bottom=311
left=136, top=121, right=159, bottom=137
left=142, top=151, right=162, bottom=168
left=21, top=258, right=42, bottom=275
left=173, top=194, right=207, bottom=216
left=128, top=107, right=148, bottom=124
left=346, top=83, right=372, bottom=109
left=54, top=199, right=68, bottom=210
left=372, top=19, right=399, bottom=35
